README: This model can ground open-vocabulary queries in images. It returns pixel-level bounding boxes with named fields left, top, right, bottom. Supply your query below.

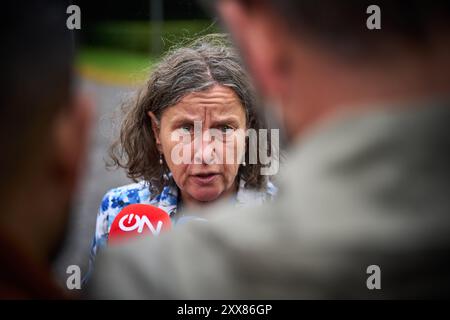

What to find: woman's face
left=149, top=85, right=247, bottom=206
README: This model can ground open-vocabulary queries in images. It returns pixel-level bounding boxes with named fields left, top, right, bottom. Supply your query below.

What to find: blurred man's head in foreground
left=0, top=1, right=92, bottom=267
left=217, top=0, right=450, bottom=140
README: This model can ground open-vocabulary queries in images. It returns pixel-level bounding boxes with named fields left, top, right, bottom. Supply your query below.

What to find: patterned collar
left=151, top=177, right=276, bottom=217
left=153, top=180, right=179, bottom=216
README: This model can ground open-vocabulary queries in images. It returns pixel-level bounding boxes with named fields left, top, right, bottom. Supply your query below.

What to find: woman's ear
left=148, top=111, right=162, bottom=151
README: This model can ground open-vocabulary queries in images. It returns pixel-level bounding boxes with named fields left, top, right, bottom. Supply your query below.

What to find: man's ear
left=218, top=0, right=290, bottom=99
left=52, top=93, right=93, bottom=194
left=147, top=111, right=162, bottom=152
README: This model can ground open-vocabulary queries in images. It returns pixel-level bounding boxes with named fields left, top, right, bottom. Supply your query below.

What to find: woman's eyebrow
left=210, top=116, right=241, bottom=127
left=170, top=115, right=202, bottom=124
left=169, top=113, right=243, bottom=128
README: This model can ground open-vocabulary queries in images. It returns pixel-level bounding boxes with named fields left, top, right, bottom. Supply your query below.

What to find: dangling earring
left=242, top=142, right=247, bottom=166
left=160, top=154, right=169, bottom=181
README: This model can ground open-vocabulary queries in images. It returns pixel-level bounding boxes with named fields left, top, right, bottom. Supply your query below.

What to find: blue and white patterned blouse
left=89, top=178, right=277, bottom=268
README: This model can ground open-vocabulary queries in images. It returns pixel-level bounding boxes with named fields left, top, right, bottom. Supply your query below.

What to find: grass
left=76, top=20, right=221, bottom=86
left=76, top=47, right=156, bottom=86
left=91, top=20, right=220, bottom=53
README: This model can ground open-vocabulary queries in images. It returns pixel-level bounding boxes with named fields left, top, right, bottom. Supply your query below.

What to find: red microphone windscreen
left=108, top=204, right=172, bottom=245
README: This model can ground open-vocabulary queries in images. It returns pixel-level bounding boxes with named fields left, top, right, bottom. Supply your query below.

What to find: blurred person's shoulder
left=90, top=99, right=450, bottom=299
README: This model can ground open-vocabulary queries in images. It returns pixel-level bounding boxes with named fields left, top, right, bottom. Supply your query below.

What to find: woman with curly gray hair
left=89, top=34, right=276, bottom=262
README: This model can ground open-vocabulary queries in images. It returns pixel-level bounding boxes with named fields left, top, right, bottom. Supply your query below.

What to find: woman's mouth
left=191, top=173, right=220, bottom=185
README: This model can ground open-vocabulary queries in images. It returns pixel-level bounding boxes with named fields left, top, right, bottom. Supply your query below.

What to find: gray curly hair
left=109, top=34, right=269, bottom=197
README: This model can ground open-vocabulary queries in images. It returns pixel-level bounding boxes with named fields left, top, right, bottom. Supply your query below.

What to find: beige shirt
left=90, top=98, right=450, bottom=299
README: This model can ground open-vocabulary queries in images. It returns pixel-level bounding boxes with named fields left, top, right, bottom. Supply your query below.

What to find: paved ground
left=53, top=78, right=136, bottom=284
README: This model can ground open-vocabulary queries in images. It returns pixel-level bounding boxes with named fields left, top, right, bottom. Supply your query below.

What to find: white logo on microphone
left=118, top=214, right=163, bottom=235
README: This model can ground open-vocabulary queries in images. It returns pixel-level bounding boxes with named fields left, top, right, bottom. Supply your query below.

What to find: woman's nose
left=193, top=130, right=217, bottom=165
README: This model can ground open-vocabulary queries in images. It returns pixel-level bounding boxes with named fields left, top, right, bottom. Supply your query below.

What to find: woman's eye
left=180, top=125, right=193, bottom=133
left=219, top=125, right=234, bottom=134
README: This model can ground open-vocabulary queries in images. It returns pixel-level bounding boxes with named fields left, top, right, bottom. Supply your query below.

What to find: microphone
left=108, top=204, right=172, bottom=245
